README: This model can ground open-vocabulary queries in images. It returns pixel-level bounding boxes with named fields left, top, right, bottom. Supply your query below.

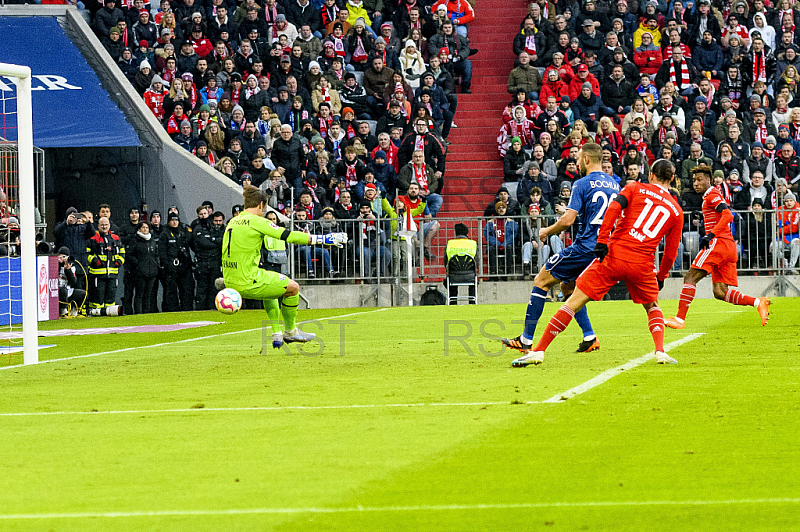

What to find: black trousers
left=59, top=287, right=87, bottom=312
left=195, top=262, right=220, bottom=310
left=123, top=269, right=135, bottom=315
left=133, top=275, right=157, bottom=314
left=88, top=277, right=117, bottom=308
left=163, top=270, right=195, bottom=312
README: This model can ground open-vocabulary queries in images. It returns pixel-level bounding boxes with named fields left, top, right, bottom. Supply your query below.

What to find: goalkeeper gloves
left=311, top=232, right=348, bottom=247
left=699, top=232, right=715, bottom=250
left=593, top=242, right=609, bottom=262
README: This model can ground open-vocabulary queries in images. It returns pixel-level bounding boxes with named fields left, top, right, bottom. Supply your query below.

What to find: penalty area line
left=542, top=333, right=704, bottom=403
left=0, top=308, right=388, bottom=372
left=0, top=498, right=798, bottom=519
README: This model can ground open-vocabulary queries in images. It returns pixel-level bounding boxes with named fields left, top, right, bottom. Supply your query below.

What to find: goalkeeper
left=222, top=185, right=348, bottom=347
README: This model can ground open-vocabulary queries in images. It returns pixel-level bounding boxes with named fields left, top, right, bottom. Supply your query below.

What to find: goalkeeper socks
left=573, top=306, right=595, bottom=341
left=676, top=283, right=696, bottom=320
left=264, top=298, right=282, bottom=334
left=725, top=289, right=758, bottom=307
left=647, top=305, right=665, bottom=352
left=280, top=293, right=300, bottom=332
left=522, top=287, right=548, bottom=342
left=534, top=304, right=575, bottom=352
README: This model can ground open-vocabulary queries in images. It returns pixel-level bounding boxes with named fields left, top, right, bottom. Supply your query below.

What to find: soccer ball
left=215, top=288, right=242, bottom=314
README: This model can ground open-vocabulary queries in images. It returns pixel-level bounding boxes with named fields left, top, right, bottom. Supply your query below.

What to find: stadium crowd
left=492, top=0, right=800, bottom=275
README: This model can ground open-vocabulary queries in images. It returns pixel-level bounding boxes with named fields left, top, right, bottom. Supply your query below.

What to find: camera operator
left=0, top=217, right=21, bottom=257
left=159, top=212, right=194, bottom=312
left=54, top=207, right=95, bottom=289
left=58, top=246, right=87, bottom=316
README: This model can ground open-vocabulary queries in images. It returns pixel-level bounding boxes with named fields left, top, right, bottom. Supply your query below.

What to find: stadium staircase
left=416, top=1, right=528, bottom=283
left=439, top=0, right=529, bottom=218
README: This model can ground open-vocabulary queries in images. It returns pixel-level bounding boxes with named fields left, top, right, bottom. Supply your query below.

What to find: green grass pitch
left=0, top=298, right=799, bottom=530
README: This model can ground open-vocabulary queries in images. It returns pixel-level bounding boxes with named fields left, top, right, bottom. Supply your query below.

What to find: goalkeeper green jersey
left=221, top=211, right=309, bottom=285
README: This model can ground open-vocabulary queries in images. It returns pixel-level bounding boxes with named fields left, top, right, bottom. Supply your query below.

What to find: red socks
left=676, top=283, right=696, bottom=320
left=534, top=305, right=575, bottom=352
left=725, top=288, right=757, bottom=307
left=647, top=306, right=665, bottom=352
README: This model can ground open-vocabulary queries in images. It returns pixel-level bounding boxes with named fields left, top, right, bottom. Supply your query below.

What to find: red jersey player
left=512, top=160, right=684, bottom=367
left=665, top=164, right=770, bottom=329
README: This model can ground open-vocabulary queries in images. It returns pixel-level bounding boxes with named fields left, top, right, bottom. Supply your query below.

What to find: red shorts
left=691, top=237, right=738, bottom=286
left=576, top=254, right=660, bottom=305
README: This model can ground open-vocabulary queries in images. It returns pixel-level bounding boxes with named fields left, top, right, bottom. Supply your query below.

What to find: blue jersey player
left=502, top=143, right=620, bottom=355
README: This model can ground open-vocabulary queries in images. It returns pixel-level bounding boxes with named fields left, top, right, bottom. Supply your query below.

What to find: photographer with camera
left=54, top=207, right=95, bottom=290
left=57, top=246, right=87, bottom=316
left=159, top=212, right=194, bottom=312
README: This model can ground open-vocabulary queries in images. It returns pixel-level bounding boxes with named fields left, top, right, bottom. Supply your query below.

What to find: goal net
left=0, top=63, right=38, bottom=366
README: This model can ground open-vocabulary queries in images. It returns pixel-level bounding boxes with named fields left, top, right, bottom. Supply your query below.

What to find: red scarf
left=352, top=37, right=368, bottom=63
left=657, top=125, right=677, bottom=145
left=320, top=87, right=331, bottom=103
left=669, top=58, right=690, bottom=89
left=318, top=115, right=332, bottom=137
left=265, top=5, right=278, bottom=24
left=783, top=10, right=796, bottom=35
left=332, top=36, right=346, bottom=56
left=162, top=68, right=176, bottom=84
left=524, top=33, right=537, bottom=56
left=231, top=86, right=241, bottom=105
left=756, top=123, right=768, bottom=144
left=413, top=162, right=428, bottom=192
left=752, top=51, right=767, bottom=83
left=166, top=113, right=181, bottom=134
left=345, top=160, right=358, bottom=186
left=494, top=218, right=506, bottom=243
left=414, top=135, right=425, bottom=151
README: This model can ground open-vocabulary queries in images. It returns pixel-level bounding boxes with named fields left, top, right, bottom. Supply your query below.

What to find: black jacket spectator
left=398, top=131, right=446, bottom=173
left=95, top=3, right=124, bottom=37
left=287, top=1, right=320, bottom=34
left=601, top=74, right=634, bottom=111
left=271, top=135, right=306, bottom=181
left=54, top=212, right=96, bottom=273
left=655, top=57, right=701, bottom=89
left=503, top=147, right=529, bottom=182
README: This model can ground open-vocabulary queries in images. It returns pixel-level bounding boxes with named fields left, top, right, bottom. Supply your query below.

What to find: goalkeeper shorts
left=227, top=269, right=290, bottom=300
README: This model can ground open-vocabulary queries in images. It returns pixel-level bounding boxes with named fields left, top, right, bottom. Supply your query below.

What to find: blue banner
left=0, top=16, right=141, bottom=148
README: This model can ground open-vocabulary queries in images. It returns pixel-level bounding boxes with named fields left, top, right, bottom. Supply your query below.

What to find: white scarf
left=137, top=231, right=152, bottom=240
left=669, top=58, right=690, bottom=89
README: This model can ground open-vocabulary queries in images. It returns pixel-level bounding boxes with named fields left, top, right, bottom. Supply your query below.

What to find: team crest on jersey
left=269, top=222, right=280, bottom=230
left=279, top=274, right=287, bottom=281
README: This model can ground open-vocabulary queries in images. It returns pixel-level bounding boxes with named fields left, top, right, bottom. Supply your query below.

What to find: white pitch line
left=0, top=308, right=388, bottom=372
left=1, top=498, right=798, bottom=519
left=0, top=332, right=704, bottom=417
left=542, top=333, right=704, bottom=403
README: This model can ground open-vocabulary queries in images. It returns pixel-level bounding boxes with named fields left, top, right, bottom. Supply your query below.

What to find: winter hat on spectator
left=232, top=104, right=244, bottom=114
left=161, top=28, right=171, bottom=36
left=280, top=55, right=291, bottom=63
left=276, top=86, right=288, bottom=94
left=341, top=107, right=355, bottom=116
left=365, top=183, right=377, bottom=190
left=323, top=41, right=334, bottom=49
left=404, top=40, right=417, bottom=50
left=713, top=169, right=724, bottom=179
left=577, top=64, right=588, bottom=73
left=230, top=72, right=242, bottom=82
left=560, top=182, right=572, bottom=191
left=454, top=223, right=469, bottom=237
left=375, top=37, right=386, bottom=45
left=498, top=187, right=509, bottom=195
left=786, top=192, right=797, bottom=201
left=110, top=27, right=120, bottom=35
left=776, top=177, right=788, bottom=186
left=539, top=132, right=551, bottom=142
left=752, top=197, right=765, bottom=207
left=198, top=104, right=211, bottom=113
left=666, top=131, right=676, bottom=139
left=58, top=246, right=71, bottom=256
left=394, top=83, right=404, bottom=94
left=139, top=39, right=149, bottom=48
left=548, top=69, right=559, bottom=79
left=66, top=207, right=78, bottom=216
left=231, top=205, right=243, bottom=216
left=752, top=141, right=764, bottom=149
left=560, top=96, right=571, bottom=104
left=196, top=141, right=208, bottom=149
left=344, top=72, right=356, bottom=81
left=629, top=126, right=641, bottom=134
left=528, top=161, right=540, bottom=171
left=511, top=136, right=521, bottom=145
left=389, top=99, right=401, bottom=108
left=436, top=4, right=447, bottom=12
left=381, top=22, right=393, bottom=31
left=182, top=72, right=194, bottom=81
left=311, top=135, right=325, bottom=146
left=208, top=100, right=218, bottom=109
left=439, top=47, right=449, bottom=57
left=354, top=17, right=366, bottom=28
left=730, top=168, right=740, bottom=177
left=779, top=123, right=790, bottom=131
left=139, top=59, right=151, bottom=71
left=581, top=81, right=592, bottom=91
left=766, top=136, right=777, bottom=145
left=725, top=110, right=737, bottom=118
left=374, top=150, right=387, bottom=161
left=306, top=172, right=318, bottom=181
left=292, top=95, right=303, bottom=104
left=695, top=95, right=707, bottom=104
left=308, top=60, right=320, bottom=71
left=276, top=14, right=286, bottom=22
left=571, top=37, right=580, bottom=45
left=168, top=212, right=180, bottom=221
left=150, top=75, right=164, bottom=87
left=720, top=95, right=731, bottom=103
left=180, top=119, right=191, bottom=128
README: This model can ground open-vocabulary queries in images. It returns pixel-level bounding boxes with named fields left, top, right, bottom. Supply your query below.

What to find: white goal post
left=0, top=62, right=38, bottom=365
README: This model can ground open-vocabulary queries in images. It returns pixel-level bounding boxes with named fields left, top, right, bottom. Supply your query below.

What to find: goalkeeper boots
left=511, top=351, right=544, bottom=367
left=664, top=316, right=685, bottom=329
left=655, top=351, right=678, bottom=364
left=284, top=329, right=316, bottom=343
left=757, top=298, right=770, bottom=326
left=501, top=335, right=533, bottom=353
left=576, top=337, right=600, bottom=353
left=272, top=333, right=284, bottom=349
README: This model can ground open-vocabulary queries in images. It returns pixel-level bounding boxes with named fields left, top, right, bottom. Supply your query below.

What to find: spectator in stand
left=517, top=160, right=553, bottom=205
left=578, top=19, right=603, bottom=54
left=539, top=69, right=569, bottom=108
left=507, top=51, right=542, bottom=101
left=602, top=64, right=635, bottom=114
left=513, top=16, right=547, bottom=64
left=694, top=30, right=723, bottom=80
left=734, top=171, right=773, bottom=211
left=775, top=192, right=800, bottom=272
left=656, top=45, right=700, bottom=98
left=484, top=201, right=519, bottom=276
left=272, top=124, right=307, bottom=191
left=682, top=143, right=713, bottom=191
left=498, top=106, right=535, bottom=157
left=398, top=150, right=443, bottom=217
left=428, top=21, right=473, bottom=93
left=484, top=187, right=520, bottom=217
left=775, top=143, right=800, bottom=191
left=504, top=137, right=529, bottom=183
left=95, top=0, right=124, bottom=38
left=744, top=198, right=771, bottom=270
left=571, top=82, right=603, bottom=126
left=744, top=142, right=776, bottom=184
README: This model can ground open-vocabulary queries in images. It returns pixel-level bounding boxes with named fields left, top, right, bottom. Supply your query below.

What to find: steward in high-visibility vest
left=445, top=222, right=477, bottom=303
left=85, top=216, right=125, bottom=309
